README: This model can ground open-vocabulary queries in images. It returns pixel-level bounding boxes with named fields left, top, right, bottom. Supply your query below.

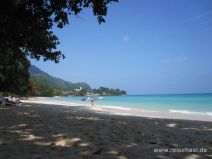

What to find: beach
left=1, top=1, right=212, bottom=159
left=25, top=97, right=212, bottom=122
left=0, top=100, right=212, bottom=159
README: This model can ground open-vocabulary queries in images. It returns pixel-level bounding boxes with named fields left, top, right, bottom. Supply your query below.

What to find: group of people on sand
left=0, top=93, right=22, bottom=108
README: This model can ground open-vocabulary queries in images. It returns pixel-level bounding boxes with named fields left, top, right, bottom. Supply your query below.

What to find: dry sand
left=0, top=101, right=212, bottom=159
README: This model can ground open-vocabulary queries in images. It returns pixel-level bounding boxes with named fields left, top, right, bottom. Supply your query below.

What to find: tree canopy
left=0, top=0, right=118, bottom=95
left=92, top=87, right=126, bottom=96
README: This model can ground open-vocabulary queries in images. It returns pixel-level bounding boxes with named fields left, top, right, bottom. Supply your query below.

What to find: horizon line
left=127, top=92, right=212, bottom=96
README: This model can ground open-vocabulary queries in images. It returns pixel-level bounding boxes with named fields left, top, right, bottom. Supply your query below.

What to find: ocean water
left=48, top=94, right=212, bottom=116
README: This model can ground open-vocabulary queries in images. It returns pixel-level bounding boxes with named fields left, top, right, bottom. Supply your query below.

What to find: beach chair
left=5, top=97, right=22, bottom=106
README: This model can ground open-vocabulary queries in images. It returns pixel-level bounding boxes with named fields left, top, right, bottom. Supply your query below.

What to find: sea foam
left=169, top=109, right=212, bottom=116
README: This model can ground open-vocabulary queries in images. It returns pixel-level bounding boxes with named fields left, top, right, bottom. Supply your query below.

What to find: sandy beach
left=24, top=98, right=212, bottom=122
left=0, top=101, right=212, bottom=159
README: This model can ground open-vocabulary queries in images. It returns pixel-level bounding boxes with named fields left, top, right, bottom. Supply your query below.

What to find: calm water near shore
left=48, top=93, right=212, bottom=116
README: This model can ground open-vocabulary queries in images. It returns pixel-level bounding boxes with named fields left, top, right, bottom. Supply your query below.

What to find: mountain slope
left=29, top=65, right=91, bottom=90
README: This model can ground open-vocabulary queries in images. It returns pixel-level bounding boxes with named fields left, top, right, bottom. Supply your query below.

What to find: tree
left=0, top=0, right=118, bottom=95
left=0, top=48, right=31, bottom=95
left=92, top=86, right=126, bottom=96
left=78, top=89, right=87, bottom=96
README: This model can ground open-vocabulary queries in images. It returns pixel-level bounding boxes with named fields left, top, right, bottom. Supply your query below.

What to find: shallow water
left=48, top=93, right=212, bottom=116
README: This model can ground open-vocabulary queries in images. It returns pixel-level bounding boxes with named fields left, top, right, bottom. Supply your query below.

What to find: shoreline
left=1, top=99, right=212, bottom=158
left=22, top=98, right=212, bottom=122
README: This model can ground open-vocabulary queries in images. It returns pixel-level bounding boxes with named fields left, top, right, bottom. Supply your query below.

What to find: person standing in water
left=90, top=98, right=94, bottom=108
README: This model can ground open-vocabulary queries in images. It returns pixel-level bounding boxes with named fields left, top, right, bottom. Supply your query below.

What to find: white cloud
left=160, top=57, right=187, bottom=64
left=122, top=35, right=129, bottom=43
left=187, top=10, right=212, bottom=22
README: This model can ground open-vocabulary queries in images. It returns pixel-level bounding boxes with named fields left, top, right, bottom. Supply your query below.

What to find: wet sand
left=0, top=102, right=211, bottom=159
left=24, top=99, right=212, bottom=122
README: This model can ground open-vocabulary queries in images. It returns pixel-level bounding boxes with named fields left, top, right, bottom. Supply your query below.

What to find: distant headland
left=29, top=65, right=126, bottom=97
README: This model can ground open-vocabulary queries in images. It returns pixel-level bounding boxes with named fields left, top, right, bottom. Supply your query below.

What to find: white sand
left=24, top=99, right=212, bottom=122
left=0, top=100, right=211, bottom=159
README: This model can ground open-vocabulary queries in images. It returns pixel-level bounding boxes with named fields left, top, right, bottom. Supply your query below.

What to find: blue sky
left=31, top=0, right=212, bottom=94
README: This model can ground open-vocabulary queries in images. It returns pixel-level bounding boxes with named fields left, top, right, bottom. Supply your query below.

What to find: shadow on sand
left=0, top=103, right=211, bottom=159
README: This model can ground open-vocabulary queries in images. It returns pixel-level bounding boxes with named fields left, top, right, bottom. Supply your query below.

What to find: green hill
left=29, top=65, right=91, bottom=96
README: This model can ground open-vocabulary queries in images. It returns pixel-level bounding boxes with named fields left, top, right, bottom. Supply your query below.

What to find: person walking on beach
left=90, top=98, right=94, bottom=108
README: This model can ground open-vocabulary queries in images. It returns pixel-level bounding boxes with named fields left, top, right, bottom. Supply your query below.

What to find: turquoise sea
left=48, top=93, right=212, bottom=116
